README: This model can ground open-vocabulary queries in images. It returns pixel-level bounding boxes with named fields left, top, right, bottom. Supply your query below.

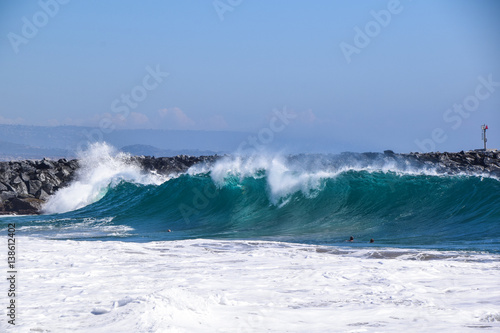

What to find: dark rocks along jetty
left=0, top=155, right=217, bottom=215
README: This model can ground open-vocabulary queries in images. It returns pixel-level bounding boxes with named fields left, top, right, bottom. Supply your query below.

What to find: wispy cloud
left=299, top=109, right=317, bottom=124
left=130, top=112, right=150, bottom=126
left=157, top=107, right=196, bottom=129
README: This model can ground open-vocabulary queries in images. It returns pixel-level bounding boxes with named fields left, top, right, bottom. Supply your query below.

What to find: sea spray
left=202, top=153, right=445, bottom=205
left=42, top=143, right=166, bottom=214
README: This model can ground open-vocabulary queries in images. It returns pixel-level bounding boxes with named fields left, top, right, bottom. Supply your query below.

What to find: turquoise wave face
left=7, top=170, right=500, bottom=252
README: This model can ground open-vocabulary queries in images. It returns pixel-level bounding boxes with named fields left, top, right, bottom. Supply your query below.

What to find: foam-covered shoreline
left=4, top=237, right=499, bottom=332
left=0, top=149, right=498, bottom=215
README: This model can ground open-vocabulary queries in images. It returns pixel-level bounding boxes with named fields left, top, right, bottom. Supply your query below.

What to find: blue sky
left=1, top=0, right=499, bottom=153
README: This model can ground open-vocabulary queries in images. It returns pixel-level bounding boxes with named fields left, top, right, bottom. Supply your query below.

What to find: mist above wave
left=42, top=143, right=166, bottom=214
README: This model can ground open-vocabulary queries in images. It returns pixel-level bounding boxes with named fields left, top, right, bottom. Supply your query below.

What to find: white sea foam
left=16, top=217, right=134, bottom=239
left=42, top=143, right=167, bottom=214
left=206, top=155, right=339, bottom=204
left=188, top=153, right=489, bottom=205
left=3, top=238, right=499, bottom=332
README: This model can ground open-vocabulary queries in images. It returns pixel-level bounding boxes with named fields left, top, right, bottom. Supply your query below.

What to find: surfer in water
left=346, top=236, right=354, bottom=242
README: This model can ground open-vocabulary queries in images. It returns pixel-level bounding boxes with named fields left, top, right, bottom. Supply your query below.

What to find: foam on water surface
left=2, top=238, right=499, bottom=332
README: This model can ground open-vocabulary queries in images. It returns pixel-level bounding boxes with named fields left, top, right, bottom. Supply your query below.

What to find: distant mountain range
left=0, top=141, right=219, bottom=161
left=119, top=144, right=219, bottom=157
left=0, top=124, right=246, bottom=160
left=0, top=141, right=70, bottom=161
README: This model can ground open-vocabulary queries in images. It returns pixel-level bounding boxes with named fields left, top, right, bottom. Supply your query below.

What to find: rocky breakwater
left=402, top=150, right=500, bottom=177
left=0, top=158, right=79, bottom=215
left=131, top=154, right=219, bottom=175
left=0, top=154, right=219, bottom=215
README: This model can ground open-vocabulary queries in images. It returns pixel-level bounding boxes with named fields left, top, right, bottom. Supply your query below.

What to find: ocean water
left=1, top=143, right=500, bottom=332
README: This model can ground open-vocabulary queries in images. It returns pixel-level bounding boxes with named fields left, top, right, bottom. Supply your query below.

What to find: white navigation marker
left=481, top=124, right=489, bottom=150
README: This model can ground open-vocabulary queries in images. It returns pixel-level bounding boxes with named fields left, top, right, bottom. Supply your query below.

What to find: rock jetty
left=0, top=151, right=498, bottom=215
left=402, top=150, right=500, bottom=176
left=0, top=155, right=218, bottom=215
left=0, top=158, right=79, bottom=215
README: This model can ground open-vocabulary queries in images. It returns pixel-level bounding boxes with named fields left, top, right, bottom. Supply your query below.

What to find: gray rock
left=28, top=180, right=43, bottom=196
left=11, top=176, right=23, bottom=184
left=20, top=172, right=31, bottom=182
left=0, top=182, right=8, bottom=192
left=0, top=191, right=17, bottom=201
left=36, top=159, right=54, bottom=170
left=56, top=167, right=72, bottom=180
left=44, top=172, right=62, bottom=187
left=36, top=189, right=50, bottom=201
left=11, top=181, right=29, bottom=198
left=20, top=161, right=36, bottom=174
left=7, top=197, right=43, bottom=214
left=38, top=171, right=47, bottom=182
left=42, top=183, right=54, bottom=195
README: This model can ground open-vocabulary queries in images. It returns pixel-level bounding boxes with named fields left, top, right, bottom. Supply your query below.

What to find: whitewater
left=1, top=143, right=499, bottom=332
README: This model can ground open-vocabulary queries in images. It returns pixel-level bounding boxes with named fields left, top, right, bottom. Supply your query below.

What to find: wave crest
left=42, top=143, right=166, bottom=214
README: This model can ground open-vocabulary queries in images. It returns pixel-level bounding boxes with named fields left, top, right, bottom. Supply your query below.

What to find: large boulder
left=36, top=159, right=55, bottom=170
left=27, top=180, right=43, bottom=196
left=5, top=197, right=43, bottom=215
left=0, top=182, right=9, bottom=192
left=11, top=181, right=29, bottom=198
